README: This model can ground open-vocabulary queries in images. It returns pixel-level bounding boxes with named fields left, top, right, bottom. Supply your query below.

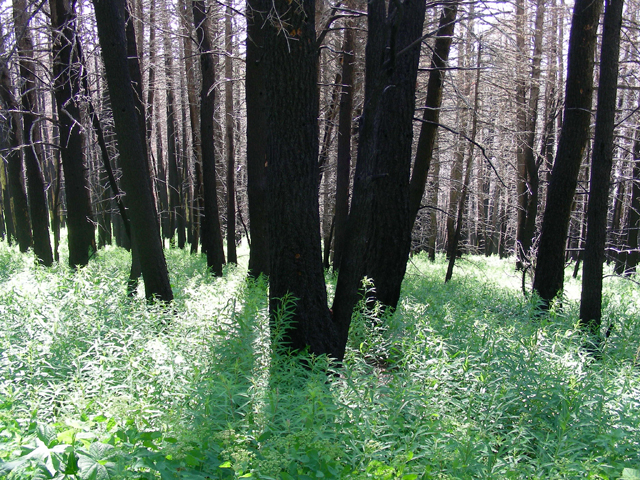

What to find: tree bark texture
left=245, top=0, right=269, bottom=278
left=0, top=60, right=32, bottom=252
left=93, top=0, right=173, bottom=302
left=260, top=0, right=340, bottom=356
left=193, top=0, right=226, bottom=276
left=50, top=0, right=96, bottom=268
left=332, top=27, right=355, bottom=271
left=533, top=0, right=603, bottom=304
left=579, top=0, right=623, bottom=335
left=332, top=0, right=426, bottom=353
left=14, top=0, right=53, bottom=266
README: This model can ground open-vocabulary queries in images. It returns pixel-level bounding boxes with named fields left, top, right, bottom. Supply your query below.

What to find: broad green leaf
left=622, top=468, right=640, bottom=480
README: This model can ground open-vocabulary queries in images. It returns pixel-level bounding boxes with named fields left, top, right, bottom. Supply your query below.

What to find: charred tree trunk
left=332, top=0, right=426, bottom=356
left=50, top=0, right=96, bottom=268
left=93, top=0, right=173, bottom=302
left=533, top=0, right=603, bottom=305
left=245, top=0, right=269, bottom=278
left=579, top=0, right=624, bottom=336
left=408, top=2, right=458, bottom=223
left=14, top=0, right=53, bottom=266
left=257, top=0, right=339, bottom=355
left=332, top=26, right=355, bottom=271
left=0, top=58, right=32, bottom=252
left=193, top=0, right=225, bottom=275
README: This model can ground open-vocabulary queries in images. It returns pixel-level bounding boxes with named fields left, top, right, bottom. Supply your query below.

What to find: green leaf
left=622, top=468, right=640, bottom=480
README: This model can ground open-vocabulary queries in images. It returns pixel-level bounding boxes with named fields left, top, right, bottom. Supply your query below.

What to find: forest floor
left=1, top=239, right=640, bottom=479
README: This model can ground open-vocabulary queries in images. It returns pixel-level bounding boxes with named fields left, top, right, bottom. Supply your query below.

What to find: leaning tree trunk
left=193, top=0, right=226, bottom=276
left=408, top=1, right=458, bottom=224
left=533, top=0, right=603, bottom=305
left=579, top=0, right=624, bottom=337
left=93, top=0, right=173, bottom=302
left=14, top=0, right=53, bottom=266
left=245, top=0, right=269, bottom=278
left=332, top=0, right=426, bottom=356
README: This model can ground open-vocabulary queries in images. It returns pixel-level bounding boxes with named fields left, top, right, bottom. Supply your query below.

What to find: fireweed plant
left=0, top=237, right=639, bottom=479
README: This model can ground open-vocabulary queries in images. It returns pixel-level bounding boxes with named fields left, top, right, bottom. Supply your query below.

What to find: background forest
left=2, top=0, right=640, bottom=477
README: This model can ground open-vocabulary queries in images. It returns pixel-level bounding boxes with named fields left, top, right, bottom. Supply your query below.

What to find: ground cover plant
left=1, top=240, right=640, bottom=479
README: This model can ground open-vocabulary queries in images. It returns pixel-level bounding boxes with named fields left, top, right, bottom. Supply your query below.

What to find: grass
left=0, top=239, right=639, bottom=479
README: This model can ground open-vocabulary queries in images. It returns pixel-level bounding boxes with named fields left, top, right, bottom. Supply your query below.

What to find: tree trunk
left=14, top=0, right=53, bottom=266
left=225, top=6, right=237, bottom=264
left=245, top=0, right=269, bottom=278
left=408, top=1, right=458, bottom=227
left=0, top=57, right=32, bottom=252
left=193, top=0, right=226, bottom=275
left=624, top=114, right=640, bottom=273
left=50, top=0, right=96, bottom=268
left=446, top=44, right=481, bottom=282
left=579, top=0, right=624, bottom=336
left=93, top=0, right=173, bottom=302
left=332, top=0, right=426, bottom=354
left=257, top=0, right=339, bottom=356
left=332, top=26, right=355, bottom=271
left=163, top=5, right=181, bottom=245
left=533, top=0, right=603, bottom=305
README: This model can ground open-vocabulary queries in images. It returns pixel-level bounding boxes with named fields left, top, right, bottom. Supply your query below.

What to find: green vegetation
left=1, top=241, right=639, bottom=479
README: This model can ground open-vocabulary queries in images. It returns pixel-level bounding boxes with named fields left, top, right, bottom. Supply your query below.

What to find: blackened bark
left=245, top=0, right=269, bottom=278
left=332, top=27, right=355, bottom=271
left=50, top=0, right=96, bottom=268
left=0, top=61, right=32, bottom=252
left=533, top=0, right=603, bottom=304
left=14, top=0, right=53, bottom=266
left=332, top=0, right=426, bottom=353
left=260, top=0, right=339, bottom=356
left=408, top=2, right=458, bottom=223
left=624, top=121, right=640, bottom=273
left=93, top=0, right=173, bottom=302
left=579, top=0, right=623, bottom=335
left=193, top=0, right=226, bottom=276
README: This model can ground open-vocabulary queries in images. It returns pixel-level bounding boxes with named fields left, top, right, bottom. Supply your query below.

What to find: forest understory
left=1, top=237, right=640, bottom=479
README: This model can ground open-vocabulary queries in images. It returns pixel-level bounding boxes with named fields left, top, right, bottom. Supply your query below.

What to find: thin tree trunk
left=0, top=55, right=32, bottom=252
left=624, top=113, right=640, bottom=273
left=332, top=26, right=355, bottom=271
left=446, top=44, right=481, bottom=282
left=246, top=0, right=269, bottom=277
left=14, top=0, right=53, bottom=266
left=409, top=1, right=458, bottom=224
left=193, top=0, right=226, bottom=275
left=225, top=6, right=237, bottom=264
left=579, top=0, right=624, bottom=337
